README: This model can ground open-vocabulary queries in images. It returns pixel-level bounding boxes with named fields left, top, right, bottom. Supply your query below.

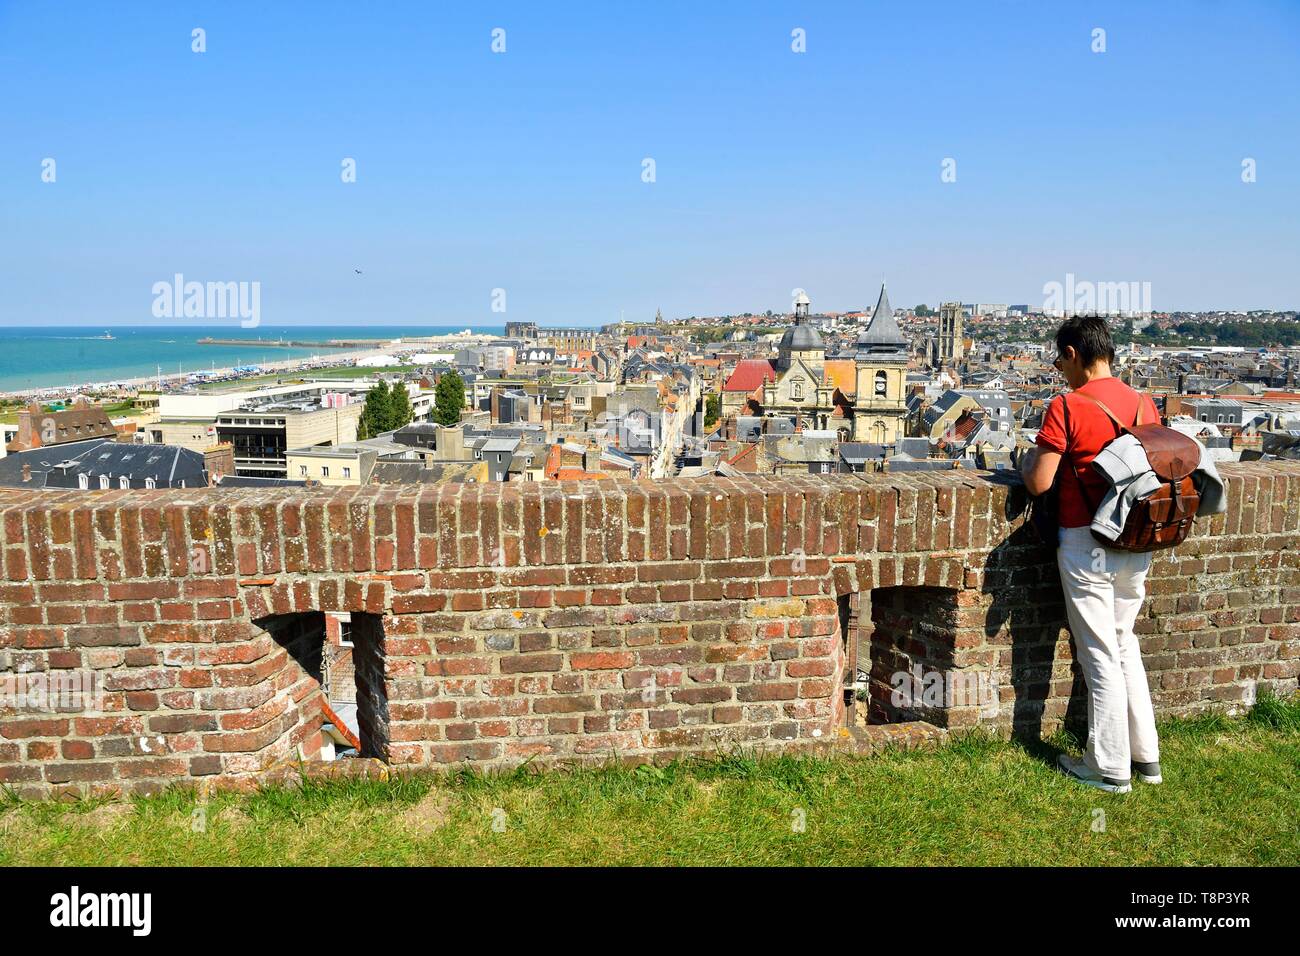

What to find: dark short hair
left=1054, top=315, right=1115, bottom=368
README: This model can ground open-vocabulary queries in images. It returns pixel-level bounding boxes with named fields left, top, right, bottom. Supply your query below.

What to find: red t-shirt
left=1035, top=378, right=1160, bottom=528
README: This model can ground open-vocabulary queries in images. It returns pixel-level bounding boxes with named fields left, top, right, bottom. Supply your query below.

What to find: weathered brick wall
left=1, top=462, right=1297, bottom=798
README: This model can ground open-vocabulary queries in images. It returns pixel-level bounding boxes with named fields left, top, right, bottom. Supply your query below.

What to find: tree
left=704, top=393, right=721, bottom=429
left=915, top=304, right=934, bottom=317
left=358, top=380, right=393, bottom=439
left=388, top=381, right=413, bottom=430
left=434, top=371, right=466, bottom=426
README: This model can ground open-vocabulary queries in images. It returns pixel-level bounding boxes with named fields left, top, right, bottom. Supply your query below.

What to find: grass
left=2, top=695, right=1297, bottom=867
left=0, top=399, right=142, bottom=424
left=193, top=365, right=421, bottom=391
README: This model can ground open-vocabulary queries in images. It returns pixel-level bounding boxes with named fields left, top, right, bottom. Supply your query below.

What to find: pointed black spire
left=856, top=282, right=908, bottom=355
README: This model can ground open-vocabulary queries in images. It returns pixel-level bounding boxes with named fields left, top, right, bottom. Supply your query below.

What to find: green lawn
left=193, top=365, right=421, bottom=391
left=3, top=696, right=1297, bottom=867
left=0, top=400, right=140, bottom=423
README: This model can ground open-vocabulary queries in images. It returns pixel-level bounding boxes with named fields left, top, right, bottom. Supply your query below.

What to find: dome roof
left=781, top=320, right=824, bottom=351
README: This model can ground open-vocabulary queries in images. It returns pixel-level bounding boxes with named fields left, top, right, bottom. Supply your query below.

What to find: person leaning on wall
left=1019, top=315, right=1163, bottom=794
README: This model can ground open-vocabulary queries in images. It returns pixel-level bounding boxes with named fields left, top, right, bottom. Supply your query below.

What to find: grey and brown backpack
left=1066, top=392, right=1201, bottom=553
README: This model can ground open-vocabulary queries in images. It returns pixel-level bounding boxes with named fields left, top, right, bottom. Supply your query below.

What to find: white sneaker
left=1057, top=754, right=1132, bottom=794
left=1132, top=760, right=1162, bottom=784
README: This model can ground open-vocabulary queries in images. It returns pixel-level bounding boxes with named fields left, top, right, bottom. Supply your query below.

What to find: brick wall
left=1, top=462, right=1297, bottom=798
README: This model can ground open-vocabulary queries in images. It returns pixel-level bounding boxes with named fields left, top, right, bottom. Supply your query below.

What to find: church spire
left=856, top=282, right=908, bottom=355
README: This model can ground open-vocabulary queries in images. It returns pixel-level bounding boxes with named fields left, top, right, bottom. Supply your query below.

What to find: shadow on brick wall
left=979, top=475, right=1087, bottom=756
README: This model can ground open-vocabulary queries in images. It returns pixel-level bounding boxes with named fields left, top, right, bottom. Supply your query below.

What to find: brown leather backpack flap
left=1141, top=476, right=1199, bottom=523
left=1129, top=424, right=1200, bottom=480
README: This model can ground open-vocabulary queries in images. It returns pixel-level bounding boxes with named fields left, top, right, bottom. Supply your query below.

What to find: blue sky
left=1, top=0, right=1297, bottom=326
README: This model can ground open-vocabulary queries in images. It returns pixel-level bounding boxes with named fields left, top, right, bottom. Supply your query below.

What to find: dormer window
left=98, top=475, right=110, bottom=490
left=78, top=474, right=89, bottom=490
left=145, top=477, right=156, bottom=489
left=119, top=476, right=129, bottom=489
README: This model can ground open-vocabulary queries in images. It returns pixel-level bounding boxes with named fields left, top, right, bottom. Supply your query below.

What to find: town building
left=5, top=400, right=125, bottom=453
left=0, top=437, right=213, bottom=489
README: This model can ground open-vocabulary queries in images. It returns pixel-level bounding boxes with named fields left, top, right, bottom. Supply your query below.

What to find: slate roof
left=838, top=443, right=888, bottom=464
left=0, top=438, right=207, bottom=489
left=369, top=461, right=476, bottom=484
left=215, top=475, right=311, bottom=488
left=856, top=283, right=909, bottom=355
left=780, top=318, right=825, bottom=351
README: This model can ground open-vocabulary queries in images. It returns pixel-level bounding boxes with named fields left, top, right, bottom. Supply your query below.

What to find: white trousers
left=1056, top=526, right=1160, bottom=780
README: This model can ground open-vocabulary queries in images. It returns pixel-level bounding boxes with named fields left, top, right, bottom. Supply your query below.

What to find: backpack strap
left=1061, top=389, right=1147, bottom=514
left=1058, top=393, right=1100, bottom=515
left=1060, top=386, right=1149, bottom=514
left=1074, top=389, right=1196, bottom=480
left=1071, top=391, right=1145, bottom=432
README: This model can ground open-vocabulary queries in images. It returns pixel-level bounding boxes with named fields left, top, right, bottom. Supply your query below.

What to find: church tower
left=777, top=308, right=825, bottom=374
left=762, top=291, right=833, bottom=431
left=938, top=301, right=964, bottom=366
left=852, top=283, right=910, bottom=444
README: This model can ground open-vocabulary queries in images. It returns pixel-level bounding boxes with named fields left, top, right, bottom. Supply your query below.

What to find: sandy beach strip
left=0, top=331, right=499, bottom=400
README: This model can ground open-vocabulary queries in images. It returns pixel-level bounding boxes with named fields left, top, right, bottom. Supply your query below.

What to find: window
left=299, top=465, right=308, bottom=477
left=343, top=467, right=352, bottom=479
left=321, top=466, right=330, bottom=478
left=78, top=474, right=89, bottom=490
left=98, top=475, right=110, bottom=490
left=119, top=476, right=129, bottom=489
left=145, top=478, right=156, bottom=489
left=792, top=379, right=804, bottom=401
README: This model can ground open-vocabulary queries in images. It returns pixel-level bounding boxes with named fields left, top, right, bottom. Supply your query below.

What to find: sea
left=0, top=325, right=515, bottom=393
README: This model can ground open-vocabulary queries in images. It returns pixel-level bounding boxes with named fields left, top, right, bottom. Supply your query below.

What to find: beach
left=0, top=326, right=505, bottom=398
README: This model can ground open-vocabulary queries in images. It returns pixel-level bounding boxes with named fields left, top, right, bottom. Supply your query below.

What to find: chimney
left=203, top=443, right=235, bottom=486
left=21, top=463, right=32, bottom=483
left=15, top=403, right=41, bottom=450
